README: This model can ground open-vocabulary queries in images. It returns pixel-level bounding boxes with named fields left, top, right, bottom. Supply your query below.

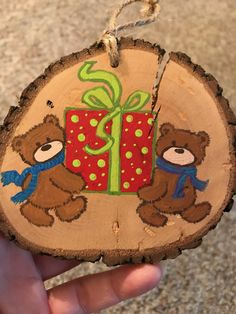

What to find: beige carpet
left=0, top=0, right=235, bottom=313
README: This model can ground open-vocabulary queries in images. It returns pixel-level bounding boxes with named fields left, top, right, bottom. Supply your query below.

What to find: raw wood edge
left=0, top=42, right=234, bottom=266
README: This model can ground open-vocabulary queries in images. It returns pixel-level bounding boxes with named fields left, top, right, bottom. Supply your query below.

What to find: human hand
left=0, top=233, right=162, bottom=313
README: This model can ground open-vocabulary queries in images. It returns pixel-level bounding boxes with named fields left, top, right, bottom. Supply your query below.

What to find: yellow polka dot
left=89, top=173, right=97, bottom=181
left=135, top=129, right=143, bottom=137
left=71, top=115, right=79, bottom=123
left=85, top=113, right=88, bottom=117
left=125, top=128, right=129, bottom=132
left=79, top=126, right=83, bottom=130
left=70, top=130, right=74, bottom=134
left=123, top=143, right=127, bottom=147
left=121, top=170, right=125, bottom=174
left=125, top=151, right=133, bottom=159
left=136, top=168, right=142, bottom=175
left=84, top=156, right=88, bottom=159
left=98, top=183, right=102, bottom=187
left=141, top=147, right=149, bottom=155
left=143, top=160, right=147, bottom=164
left=126, top=115, right=133, bottom=123
left=133, top=143, right=137, bottom=147
left=143, top=178, right=147, bottom=182
left=138, top=121, right=142, bottom=125
left=97, top=159, right=106, bottom=168
left=101, top=173, right=106, bottom=177
left=123, top=182, right=130, bottom=189
left=99, top=113, right=102, bottom=116
left=72, top=159, right=81, bottom=167
left=90, top=119, right=98, bottom=127
left=67, top=140, right=72, bottom=144
left=131, top=178, right=135, bottom=182
left=78, top=133, right=86, bottom=142
left=148, top=118, right=153, bottom=125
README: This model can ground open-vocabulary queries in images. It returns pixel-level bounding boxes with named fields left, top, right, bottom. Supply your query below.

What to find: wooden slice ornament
left=0, top=0, right=235, bottom=265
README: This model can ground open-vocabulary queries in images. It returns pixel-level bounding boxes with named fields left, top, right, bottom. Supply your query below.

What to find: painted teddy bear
left=137, top=123, right=211, bottom=227
left=1, top=115, right=87, bottom=227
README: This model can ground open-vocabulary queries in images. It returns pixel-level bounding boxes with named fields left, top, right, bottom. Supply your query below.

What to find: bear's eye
left=172, top=140, right=176, bottom=146
left=46, top=137, right=51, bottom=142
left=36, top=142, right=41, bottom=147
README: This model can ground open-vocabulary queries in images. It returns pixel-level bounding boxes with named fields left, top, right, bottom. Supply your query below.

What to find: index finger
left=48, top=264, right=162, bottom=314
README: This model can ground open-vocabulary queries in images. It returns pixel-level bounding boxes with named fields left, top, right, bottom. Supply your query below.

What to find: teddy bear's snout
left=174, top=148, right=185, bottom=154
left=41, top=144, right=52, bottom=152
left=34, top=140, right=64, bottom=163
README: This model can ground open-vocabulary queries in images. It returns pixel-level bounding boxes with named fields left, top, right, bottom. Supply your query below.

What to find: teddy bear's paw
left=137, top=186, right=162, bottom=202
left=55, top=196, right=87, bottom=222
left=20, top=202, right=54, bottom=227
left=137, top=203, right=168, bottom=228
left=181, top=202, right=212, bottom=223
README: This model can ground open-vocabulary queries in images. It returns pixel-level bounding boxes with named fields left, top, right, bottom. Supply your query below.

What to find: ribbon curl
left=78, top=61, right=150, bottom=156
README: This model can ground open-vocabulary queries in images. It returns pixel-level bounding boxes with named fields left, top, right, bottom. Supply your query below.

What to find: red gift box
left=65, top=61, right=157, bottom=194
left=65, top=110, right=156, bottom=193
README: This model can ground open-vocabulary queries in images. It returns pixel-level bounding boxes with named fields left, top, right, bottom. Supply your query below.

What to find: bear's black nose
left=175, top=148, right=185, bottom=154
left=41, top=144, right=52, bottom=151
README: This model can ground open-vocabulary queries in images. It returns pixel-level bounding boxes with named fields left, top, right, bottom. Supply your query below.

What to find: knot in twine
left=101, top=0, right=161, bottom=67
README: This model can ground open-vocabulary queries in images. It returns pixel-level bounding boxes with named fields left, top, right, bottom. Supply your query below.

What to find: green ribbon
left=78, top=61, right=151, bottom=193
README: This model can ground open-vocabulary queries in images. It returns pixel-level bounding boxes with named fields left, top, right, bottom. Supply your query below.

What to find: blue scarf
left=1, top=150, right=65, bottom=204
left=156, top=157, right=208, bottom=199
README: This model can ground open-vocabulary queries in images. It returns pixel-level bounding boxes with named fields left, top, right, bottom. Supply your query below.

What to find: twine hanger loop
left=101, top=0, right=161, bottom=67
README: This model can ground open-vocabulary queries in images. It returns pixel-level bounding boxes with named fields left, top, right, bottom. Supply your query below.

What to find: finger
left=0, top=233, right=50, bottom=314
left=34, top=255, right=80, bottom=281
left=48, top=264, right=162, bottom=314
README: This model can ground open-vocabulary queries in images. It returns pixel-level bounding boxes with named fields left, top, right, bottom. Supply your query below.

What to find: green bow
left=78, top=61, right=151, bottom=194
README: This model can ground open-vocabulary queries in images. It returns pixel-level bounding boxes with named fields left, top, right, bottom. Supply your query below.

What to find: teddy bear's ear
left=198, top=131, right=210, bottom=147
left=44, top=115, right=60, bottom=126
left=160, top=123, right=175, bottom=136
left=12, top=135, right=25, bottom=153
